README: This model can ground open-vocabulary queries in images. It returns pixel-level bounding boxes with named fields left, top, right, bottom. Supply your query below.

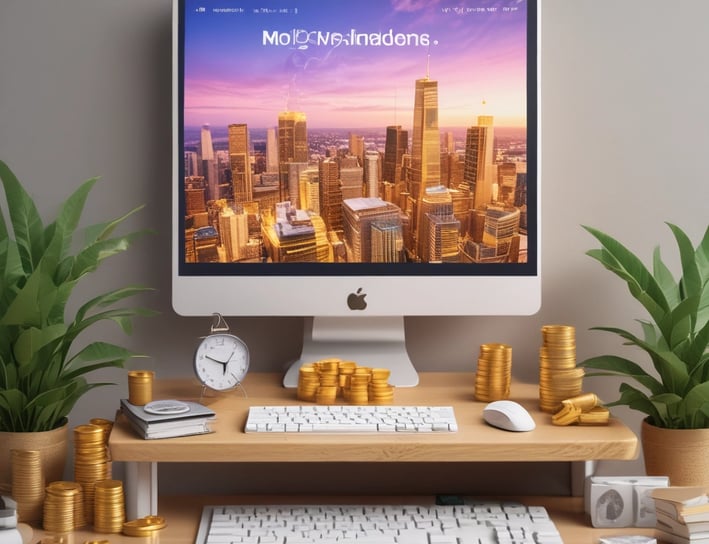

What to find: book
left=656, top=510, right=709, bottom=539
left=133, top=420, right=213, bottom=440
left=655, top=529, right=709, bottom=544
left=120, top=399, right=216, bottom=440
left=652, top=487, right=709, bottom=522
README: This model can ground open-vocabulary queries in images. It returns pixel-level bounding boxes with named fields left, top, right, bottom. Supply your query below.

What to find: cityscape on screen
left=181, top=1, right=531, bottom=266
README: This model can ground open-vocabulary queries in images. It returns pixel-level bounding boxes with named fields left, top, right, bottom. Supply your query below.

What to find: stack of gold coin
left=316, top=361, right=340, bottom=404
left=538, top=325, right=584, bottom=413
left=43, top=481, right=84, bottom=533
left=73, top=424, right=110, bottom=521
left=296, top=364, right=320, bottom=401
left=11, top=449, right=44, bottom=523
left=127, top=370, right=154, bottom=406
left=368, top=368, right=394, bottom=404
left=346, top=368, right=371, bottom=405
left=93, top=479, right=125, bottom=533
left=337, top=361, right=357, bottom=389
left=122, top=515, right=167, bottom=537
left=475, top=343, right=512, bottom=402
left=314, top=385, right=338, bottom=405
left=296, top=359, right=395, bottom=405
left=89, top=418, right=114, bottom=479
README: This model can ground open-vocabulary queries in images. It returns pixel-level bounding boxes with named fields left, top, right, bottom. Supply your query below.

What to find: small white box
left=585, top=476, right=669, bottom=528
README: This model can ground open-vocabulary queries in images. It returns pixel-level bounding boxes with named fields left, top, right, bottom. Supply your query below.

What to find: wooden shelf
left=109, top=372, right=639, bottom=464
left=107, top=372, right=639, bottom=520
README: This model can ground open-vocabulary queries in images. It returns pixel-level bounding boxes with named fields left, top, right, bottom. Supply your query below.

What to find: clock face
left=194, top=333, right=249, bottom=391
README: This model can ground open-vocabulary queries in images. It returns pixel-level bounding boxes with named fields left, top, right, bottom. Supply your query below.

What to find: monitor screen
left=172, top=0, right=540, bottom=385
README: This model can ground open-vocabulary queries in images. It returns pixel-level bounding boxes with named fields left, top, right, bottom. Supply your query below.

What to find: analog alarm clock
left=194, top=314, right=250, bottom=391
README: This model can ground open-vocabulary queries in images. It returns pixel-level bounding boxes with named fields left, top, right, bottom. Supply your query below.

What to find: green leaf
left=70, top=231, right=146, bottom=280
left=83, top=205, right=146, bottom=245
left=696, top=225, right=709, bottom=284
left=62, top=341, right=134, bottom=380
left=610, top=383, right=664, bottom=424
left=0, top=160, right=45, bottom=272
left=68, top=307, right=157, bottom=342
left=579, top=354, right=664, bottom=395
left=53, top=177, right=100, bottom=259
left=637, top=320, right=665, bottom=350
left=0, top=219, right=24, bottom=309
left=653, top=246, right=680, bottom=308
left=12, top=323, right=67, bottom=369
left=660, top=295, right=700, bottom=351
left=0, top=266, right=61, bottom=327
left=687, top=318, right=709, bottom=378
left=667, top=222, right=702, bottom=301
left=683, top=381, right=709, bottom=428
left=583, top=225, right=670, bottom=324
left=74, top=285, right=154, bottom=324
left=0, top=389, right=27, bottom=431
left=590, top=326, right=690, bottom=394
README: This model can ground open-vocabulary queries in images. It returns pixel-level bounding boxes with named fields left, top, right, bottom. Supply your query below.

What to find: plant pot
left=641, top=419, right=709, bottom=486
left=0, top=421, right=69, bottom=490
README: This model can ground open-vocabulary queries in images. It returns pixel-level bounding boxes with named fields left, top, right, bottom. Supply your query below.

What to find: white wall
left=1, top=0, right=707, bottom=492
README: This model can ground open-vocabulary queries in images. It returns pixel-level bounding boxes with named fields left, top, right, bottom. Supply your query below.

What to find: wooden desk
left=108, top=372, right=639, bottom=519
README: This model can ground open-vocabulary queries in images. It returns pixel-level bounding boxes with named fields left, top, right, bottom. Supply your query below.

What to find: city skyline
left=183, top=0, right=530, bottom=129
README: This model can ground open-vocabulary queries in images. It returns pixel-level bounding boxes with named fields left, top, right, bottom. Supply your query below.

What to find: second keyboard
left=244, top=405, right=459, bottom=433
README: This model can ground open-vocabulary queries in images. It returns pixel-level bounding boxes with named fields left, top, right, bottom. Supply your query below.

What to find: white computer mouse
left=482, top=400, right=536, bottom=432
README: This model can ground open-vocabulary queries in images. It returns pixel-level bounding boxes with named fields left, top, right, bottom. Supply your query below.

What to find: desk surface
left=109, top=372, right=639, bottom=463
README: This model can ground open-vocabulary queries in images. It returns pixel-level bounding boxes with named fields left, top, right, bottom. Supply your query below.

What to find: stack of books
left=120, top=399, right=216, bottom=439
left=652, top=486, right=709, bottom=543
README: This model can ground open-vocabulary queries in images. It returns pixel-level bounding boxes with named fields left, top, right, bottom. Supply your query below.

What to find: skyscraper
left=383, top=125, right=408, bottom=187
left=410, top=77, right=441, bottom=200
left=278, top=111, right=308, bottom=202
left=364, top=151, right=381, bottom=198
left=463, top=115, right=495, bottom=208
left=266, top=127, right=278, bottom=173
left=219, top=207, right=249, bottom=262
left=200, top=124, right=219, bottom=200
left=228, top=123, right=253, bottom=205
left=342, top=197, right=402, bottom=263
left=319, top=158, right=342, bottom=232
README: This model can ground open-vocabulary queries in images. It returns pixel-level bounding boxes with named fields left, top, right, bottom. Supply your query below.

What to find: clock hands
left=205, top=349, right=236, bottom=374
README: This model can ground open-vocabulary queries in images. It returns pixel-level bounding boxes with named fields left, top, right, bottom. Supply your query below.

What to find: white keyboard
left=195, top=502, right=564, bottom=543
left=244, top=405, right=458, bottom=433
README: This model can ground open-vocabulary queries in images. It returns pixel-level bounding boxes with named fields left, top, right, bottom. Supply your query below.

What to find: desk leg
left=571, top=460, right=596, bottom=496
left=124, top=461, right=158, bottom=519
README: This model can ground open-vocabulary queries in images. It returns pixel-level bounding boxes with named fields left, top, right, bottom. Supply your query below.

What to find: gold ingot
left=551, top=402, right=581, bottom=425
left=579, top=406, right=610, bottom=426
left=566, top=392, right=599, bottom=411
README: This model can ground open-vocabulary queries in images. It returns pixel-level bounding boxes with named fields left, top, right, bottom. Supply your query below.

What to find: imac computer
left=172, top=0, right=540, bottom=387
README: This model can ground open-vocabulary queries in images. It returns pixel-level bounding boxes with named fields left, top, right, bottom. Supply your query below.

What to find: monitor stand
left=282, top=316, right=419, bottom=388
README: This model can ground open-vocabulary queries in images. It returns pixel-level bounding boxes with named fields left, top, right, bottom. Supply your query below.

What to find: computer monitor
left=172, top=0, right=540, bottom=387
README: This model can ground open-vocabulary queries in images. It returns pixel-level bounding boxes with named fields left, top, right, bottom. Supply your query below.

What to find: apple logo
left=347, top=288, right=367, bottom=310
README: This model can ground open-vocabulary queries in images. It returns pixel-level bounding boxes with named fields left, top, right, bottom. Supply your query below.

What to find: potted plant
left=579, top=222, right=709, bottom=485
left=0, top=160, right=155, bottom=485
